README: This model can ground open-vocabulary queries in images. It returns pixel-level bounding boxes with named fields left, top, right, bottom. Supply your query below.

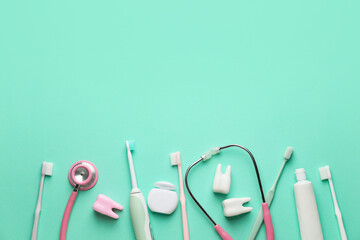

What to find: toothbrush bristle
left=319, top=166, right=331, bottom=180
left=170, top=152, right=180, bottom=165
left=42, top=162, right=53, bottom=176
left=127, top=140, right=135, bottom=151
left=284, top=146, right=294, bottom=161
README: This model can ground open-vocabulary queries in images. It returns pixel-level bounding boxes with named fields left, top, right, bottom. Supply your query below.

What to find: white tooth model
left=222, top=198, right=253, bottom=217
left=212, top=164, right=231, bottom=194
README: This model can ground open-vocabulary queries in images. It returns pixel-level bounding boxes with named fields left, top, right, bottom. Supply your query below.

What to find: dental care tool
left=126, top=140, right=153, bottom=240
left=60, top=161, right=98, bottom=240
left=93, top=194, right=123, bottom=219
left=213, top=164, right=231, bottom=194
left=294, top=168, right=324, bottom=240
left=147, top=181, right=178, bottom=214
left=170, top=152, right=190, bottom=240
left=185, top=145, right=275, bottom=240
left=248, top=146, right=293, bottom=240
left=222, top=198, right=253, bottom=217
left=31, top=161, right=53, bottom=240
left=319, top=166, right=347, bottom=240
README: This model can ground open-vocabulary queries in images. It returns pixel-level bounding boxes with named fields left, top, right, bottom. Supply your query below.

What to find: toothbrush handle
left=336, top=212, right=347, bottom=240
left=31, top=212, right=40, bottom=240
left=60, top=191, right=78, bottom=240
left=329, top=180, right=347, bottom=240
left=249, top=160, right=285, bottom=240
left=32, top=175, right=45, bottom=240
left=248, top=208, right=263, bottom=240
left=180, top=200, right=189, bottom=240
left=214, top=224, right=233, bottom=240
left=178, top=164, right=189, bottom=240
left=130, top=191, right=153, bottom=240
left=262, top=203, right=275, bottom=240
left=248, top=189, right=275, bottom=240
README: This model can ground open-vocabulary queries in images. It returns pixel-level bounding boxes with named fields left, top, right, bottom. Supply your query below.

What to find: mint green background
left=1, top=0, right=359, bottom=239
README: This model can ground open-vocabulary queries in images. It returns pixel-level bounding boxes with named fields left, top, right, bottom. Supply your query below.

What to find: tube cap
left=295, top=168, right=307, bottom=181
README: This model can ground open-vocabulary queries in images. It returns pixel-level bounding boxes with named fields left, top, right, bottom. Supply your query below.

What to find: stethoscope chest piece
left=60, top=160, right=98, bottom=240
left=68, top=160, right=98, bottom=190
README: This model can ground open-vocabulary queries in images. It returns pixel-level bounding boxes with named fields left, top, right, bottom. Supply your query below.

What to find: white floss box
left=147, top=181, right=178, bottom=214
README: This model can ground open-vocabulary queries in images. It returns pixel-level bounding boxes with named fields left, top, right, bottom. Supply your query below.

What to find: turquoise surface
left=1, top=0, right=359, bottom=239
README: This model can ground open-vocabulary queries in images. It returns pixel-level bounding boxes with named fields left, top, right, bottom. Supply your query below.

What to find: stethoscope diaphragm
left=68, top=160, right=98, bottom=190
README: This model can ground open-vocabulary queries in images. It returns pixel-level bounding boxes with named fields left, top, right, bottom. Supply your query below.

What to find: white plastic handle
left=31, top=175, right=45, bottom=240
left=329, top=180, right=347, bottom=240
left=130, top=190, right=153, bottom=240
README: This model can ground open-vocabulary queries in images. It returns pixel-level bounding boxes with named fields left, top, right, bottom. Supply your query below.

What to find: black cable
left=185, top=144, right=266, bottom=226
left=219, top=144, right=266, bottom=202
left=185, top=158, right=217, bottom=226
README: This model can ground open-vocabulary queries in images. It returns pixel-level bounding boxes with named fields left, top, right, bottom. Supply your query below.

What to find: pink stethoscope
left=60, top=161, right=98, bottom=240
left=185, top=144, right=275, bottom=240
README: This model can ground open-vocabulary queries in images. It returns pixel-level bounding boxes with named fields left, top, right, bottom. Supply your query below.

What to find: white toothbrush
left=319, top=166, right=347, bottom=240
left=31, top=162, right=53, bottom=240
left=248, top=147, right=293, bottom=240
left=126, top=140, right=153, bottom=240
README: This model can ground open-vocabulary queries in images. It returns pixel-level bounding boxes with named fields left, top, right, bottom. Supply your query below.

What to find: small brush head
left=284, top=146, right=294, bottom=161
left=127, top=140, right=135, bottom=151
left=319, top=166, right=331, bottom=180
left=42, top=161, right=53, bottom=176
left=170, top=152, right=180, bottom=165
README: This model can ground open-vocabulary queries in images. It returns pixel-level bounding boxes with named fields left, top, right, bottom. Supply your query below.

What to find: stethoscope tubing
left=185, top=144, right=266, bottom=226
left=60, top=161, right=98, bottom=240
left=185, top=158, right=215, bottom=224
left=185, top=144, right=274, bottom=240
left=60, top=187, right=79, bottom=240
left=219, top=145, right=266, bottom=202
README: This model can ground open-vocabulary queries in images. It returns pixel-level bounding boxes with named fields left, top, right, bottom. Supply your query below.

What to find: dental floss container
left=147, top=181, right=178, bottom=214
left=294, top=168, right=324, bottom=240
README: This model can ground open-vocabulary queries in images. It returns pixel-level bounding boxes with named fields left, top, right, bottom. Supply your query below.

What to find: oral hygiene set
left=31, top=143, right=348, bottom=240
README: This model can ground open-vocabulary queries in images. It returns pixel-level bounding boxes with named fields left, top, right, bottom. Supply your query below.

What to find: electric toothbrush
left=126, top=140, right=153, bottom=240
